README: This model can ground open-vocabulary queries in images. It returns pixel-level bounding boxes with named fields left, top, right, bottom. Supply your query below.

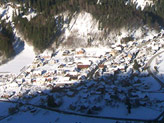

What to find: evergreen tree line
left=0, top=21, right=14, bottom=58
left=144, top=0, right=164, bottom=28
left=14, top=15, right=65, bottom=51
left=1, top=0, right=164, bottom=52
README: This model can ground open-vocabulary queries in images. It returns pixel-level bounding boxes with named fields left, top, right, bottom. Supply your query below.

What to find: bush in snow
left=8, top=106, right=18, bottom=115
left=69, top=103, right=76, bottom=111
left=47, top=95, right=62, bottom=108
left=47, top=95, right=55, bottom=107
left=121, top=37, right=133, bottom=44
left=133, top=60, right=141, bottom=71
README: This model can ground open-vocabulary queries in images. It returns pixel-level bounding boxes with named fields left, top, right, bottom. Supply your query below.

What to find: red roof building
left=77, top=65, right=90, bottom=69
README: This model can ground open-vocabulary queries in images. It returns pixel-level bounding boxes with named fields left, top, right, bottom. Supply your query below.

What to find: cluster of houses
left=1, top=33, right=162, bottom=98
left=0, top=48, right=106, bottom=100
left=135, top=34, right=164, bottom=72
left=11, top=48, right=107, bottom=86
left=0, top=72, right=16, bottom=83
left=1, top=33, right=164, bottom=115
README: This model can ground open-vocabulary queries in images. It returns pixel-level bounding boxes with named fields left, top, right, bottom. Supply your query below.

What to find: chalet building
left=38, top=62, right=44, bottom=67
left=105, top=52, right=110, bottom=55
left=68, top=62, right=76, bottom=66
left=110, top=50, right=117, bottom=56
left=33, top=70, right=42, bottom=75
left=31, top=64, right=38, bottom=69
left=98, top=64, right=106, bottom=69
left=76, top=49, right=85, bottom=55
left=36, top=78, right=46, bottom=83
left=78, top=75, right=86, bottom=80
left=46, top=77, right=53, bottom=82
left=70, top=76, right=78, bottom=81
left=63, top=50, right=70, bottom=56
left=47, top=70, right=56, bottom=75
left=32, top=79, right=36, bottom=83
left=42, top=56, right=51, bottom=59
left=77, top=62, right=83, bottom=65
left=128, top=54, right=133, bottom=59
left=16, top=78, right=23, bottom=83
left=49, top=59, right=56, bottom=65
left=1, top=94, right=10, bottom=99
left=0, top=78, right=3, bottom=82
left=115, top=46, right=122, bottom=51
left=77, top=65, right=90, bottom=70
left=24, top=78, right=32, bottom=83
left=117, top=65, right=126, bottom=72
left=65, top=74, right=78, bottom=81
left=58, top=64, right=66, bottom=68
left=57, top=69, right=65, bottom=75
left=62, top=77, right=70, bottom=81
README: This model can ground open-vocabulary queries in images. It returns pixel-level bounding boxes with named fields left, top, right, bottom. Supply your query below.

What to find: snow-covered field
left=0, top=42, right=35, bottom=74
left=157, top=54, right=164, bottom=75
left=0, top=104, right=116, bottom=123
left=0, top=102, right=15, bottom=117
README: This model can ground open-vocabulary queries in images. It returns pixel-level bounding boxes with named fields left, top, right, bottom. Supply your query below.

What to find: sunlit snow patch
left=0, top=42, right=35, bottom=74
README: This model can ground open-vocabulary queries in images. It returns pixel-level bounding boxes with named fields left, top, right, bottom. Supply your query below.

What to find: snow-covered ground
left=0, top=104, right=116, bottom=123
left=0, top=42, right=35, bottom=74
left=157, top=54, right=164, bottom=75
left=0, top=3, right=19, bottom=23
left=22, top=9, right=37, bottom=21
left=60, top=10, right=158, bottom=49
left=151, top=52, right=164, bottom=83
left=60, top=11, right=102, bottom=48
left=0, top=102, right=16, bottom=117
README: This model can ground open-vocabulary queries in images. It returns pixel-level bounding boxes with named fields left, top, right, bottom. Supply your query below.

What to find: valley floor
left=1, top=30, right=164, bottom=122
left=1, top=1, right=164, bottom=123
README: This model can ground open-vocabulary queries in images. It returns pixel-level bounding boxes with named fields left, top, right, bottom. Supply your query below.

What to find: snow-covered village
left=1, top=0, right=164, bottom=123
left=1, top=30, right=164, bottom=122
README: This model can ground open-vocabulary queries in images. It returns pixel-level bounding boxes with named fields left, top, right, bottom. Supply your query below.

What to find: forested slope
left=0, top=0, right=164, bottom=55
left=0, top=21, right=14, bottom=58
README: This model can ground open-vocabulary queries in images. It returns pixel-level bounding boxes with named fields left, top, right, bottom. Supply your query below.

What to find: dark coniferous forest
left=0, top=21, right=14, bottom=57
left=0, top=0, right=164, bottom=56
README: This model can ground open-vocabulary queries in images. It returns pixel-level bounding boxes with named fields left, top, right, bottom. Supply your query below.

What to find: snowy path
left=0, top=42, right=35, bottom=74
left=147, top=51, right=164, bottom=89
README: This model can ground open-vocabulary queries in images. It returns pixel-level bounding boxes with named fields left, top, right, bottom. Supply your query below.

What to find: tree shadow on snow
left=13, top=39, right=24, bottom=55
left=1, top=70, right=164, bottom=122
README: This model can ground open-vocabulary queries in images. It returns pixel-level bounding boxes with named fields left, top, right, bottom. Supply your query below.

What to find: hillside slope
left=0, top=0, right=164, bottom=64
